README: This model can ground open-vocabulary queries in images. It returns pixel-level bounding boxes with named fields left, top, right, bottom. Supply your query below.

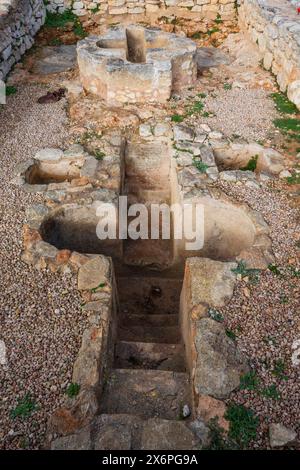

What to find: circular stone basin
left=77, top=26, right=197, bottom=105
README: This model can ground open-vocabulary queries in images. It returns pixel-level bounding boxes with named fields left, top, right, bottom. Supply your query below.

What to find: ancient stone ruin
left=0, top=0, right=299, bottom=454
left=77, top=25, right=197, bottom=104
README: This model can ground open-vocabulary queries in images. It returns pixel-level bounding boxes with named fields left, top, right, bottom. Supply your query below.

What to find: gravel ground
left=217, top=182, right=300, bottom=449
left=201, top=88, right=278, bottom=142
left=0, top=85, right=88, bottom=449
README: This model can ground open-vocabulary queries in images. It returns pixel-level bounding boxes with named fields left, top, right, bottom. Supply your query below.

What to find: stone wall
left=46, top=0, right=237, bottom=22
left=0, top=0, right=45, bottom=80
left=239, top=0, right=300, bottom=109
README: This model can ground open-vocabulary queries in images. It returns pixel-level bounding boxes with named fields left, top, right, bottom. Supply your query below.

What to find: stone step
left=120, top=313, right=179, bottom=327
left=117, top=276, right=182, bottom=315
left=51, top=414, right=202, bottom=450
left=114, top=341, right=186, bottom=371
left=100, top=369, right=191, bottom=420
left=118, top=324, right=181, bottom=344
left=91, top=415, right=199, bottom=450
left=123, top=239, right=173, bottom=270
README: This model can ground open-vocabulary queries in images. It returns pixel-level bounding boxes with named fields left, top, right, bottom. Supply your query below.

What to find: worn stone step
left=120, top=313, right=179, bottom=327
left=100, top=369, right=191, bottom=420
left=117, top=276, right=182, bottom=315
left=91, top=415, right=199, bottom=450
left=51, top=414, right=202, bottom=450
left=118, top=324, right=181, bottom=343
left=114, top=341, right=186, bottom=371
left=123, top=239, right=173, bottom=270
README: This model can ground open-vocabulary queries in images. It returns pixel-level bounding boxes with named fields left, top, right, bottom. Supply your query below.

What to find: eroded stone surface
left=31, top=45, right=77, bottom=75
left=194, top=318, right=249, bottom=399
left=51, top=426, right=92, bottom=450
left=197, top=395, right=229, bottom=431
left=141, top=418, right=198, bottom=450
left=269, top=423, right=297, bottom=448
left=77, top=256, right=111, bottom=291
left=184, top=257, right=237, bottom=309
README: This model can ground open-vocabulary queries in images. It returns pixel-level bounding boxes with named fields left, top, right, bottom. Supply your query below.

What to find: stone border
left=46, top=0, right=237, bottom=22
left=239, top=0, right=300, bottom=109
left=0, top=0, right=45, bottom=80
left=12, top=132, right=125, bottom=199
left=139, top=122, right=286, bottom=185
left=21, top=221, right=119, bottom=443
left=179, top=256, right=249, bottom=429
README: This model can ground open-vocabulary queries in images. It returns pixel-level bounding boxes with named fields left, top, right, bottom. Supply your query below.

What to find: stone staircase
left=96, top=275, right=199, bottom=450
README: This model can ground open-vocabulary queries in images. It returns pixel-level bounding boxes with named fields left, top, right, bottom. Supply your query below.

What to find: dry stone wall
left=239, top=0, right=300, bottom=109
left=0, top=0, right=45, bottom=80
left=46, top=0, right=237, bottom=22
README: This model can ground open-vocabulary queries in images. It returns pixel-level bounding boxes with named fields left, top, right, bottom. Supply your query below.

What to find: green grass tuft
left=240, top=371, right=260, bottom=391
left=225, top=404, right=259, bottom=448
left=261, top=384, right=281, bottom=400
left=208, top=308, right=224, bottom=322
left=11, top=394, right=37, bottom=419
left=225, top=329, right=236, bottom=341
left=171, top=114, right=185, bottom=123
left=271, top=93, right=298, bottom=115
left=241, top=155, right=258, bottom=172
left=192, top=158, right=208, bottom=173
left=45, top=10, right=87, bottom=38
left=273, top=118, right=300, bottom=133
left=223, top=82, right=232, bottom=90
left=45, top=10, right=77, bottom=28
left=66, top=383, right=80, bottom=398
left=6, top=86, right=17, bottom=96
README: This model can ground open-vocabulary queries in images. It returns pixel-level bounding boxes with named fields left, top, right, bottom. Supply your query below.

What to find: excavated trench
left=39, top=136, right=264, bottom=422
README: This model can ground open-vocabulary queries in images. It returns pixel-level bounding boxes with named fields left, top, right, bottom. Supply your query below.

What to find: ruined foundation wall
left=47, top=0, right=237, bottom=22
left=239, top=0, right=300, bottom=109
left=0, top=0, right=45, bottom=80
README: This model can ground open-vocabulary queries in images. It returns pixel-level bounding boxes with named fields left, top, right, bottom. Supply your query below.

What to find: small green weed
left=91, top=282, right=106, bottom=293
left=11, top=394, right=37, bottom=419
left=93, top=150, right=105, bottom=160
left=225, top=329, right=236, bottom=341
left=286, top=173, right=300, bottom=185
left=6, top=85, right=17, bottom=96
left=45, top=10, right=77, bottom=28
left=208, top=308, right=224, bottom=322
left=272, top=359, right=288, bottom=381
left=171, top=114, right=185, bottom=123
left=223, top=82, right=232, bottom=90
left=261, top=384, right=280, bottom=400
left=271, top=93, right=298, bottom=115
left=239, top=371, right=260, bottom=391
left=275, top=118, right=300, bottom=132
left=45, top=10, right=87, bottom=38
left=66, top=382, right=80, bottom=398
left=207, top=27, right=220, bottom=36
left=191, top=32, right=201, bottom=39
left=215, top=13, right=223, bottom=24
left=232, top=260, right=261, bottom=284
left=241, top=155, right=258, bottom=172
left=192, top=158, right=208, bottom=173
left=268, top=264, right=282, bottom=276
left=225, top=404, right=259, bottom=448
left=204, top=417, right=237, bottom=450
left=50, top=38, right=63, bottom=46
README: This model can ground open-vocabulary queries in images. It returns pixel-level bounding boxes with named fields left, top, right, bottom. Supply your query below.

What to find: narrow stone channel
left=99, top=135, right=192, bottom=425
